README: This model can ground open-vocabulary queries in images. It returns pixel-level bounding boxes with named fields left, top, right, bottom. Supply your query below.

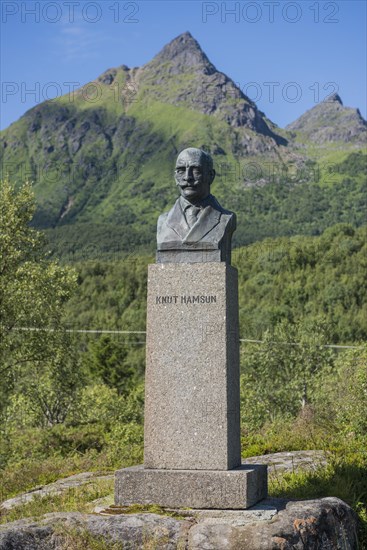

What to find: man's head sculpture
left=174, top=148, right=215, bottom=203
left=157, top=148, right=236, bottom=264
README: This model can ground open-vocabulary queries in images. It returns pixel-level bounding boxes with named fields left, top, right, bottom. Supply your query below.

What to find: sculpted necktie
left=185, top=205, right=201, bottom=228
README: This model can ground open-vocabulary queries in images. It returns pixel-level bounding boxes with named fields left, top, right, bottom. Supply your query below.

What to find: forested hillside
left=63, top=223, right=367, bottom=343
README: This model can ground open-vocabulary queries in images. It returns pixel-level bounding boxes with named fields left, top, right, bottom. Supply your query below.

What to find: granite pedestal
left=144, top=263, right=241, bottom=470
left=115, top=263, right=267, bottom=509
left=115, top=463, right=267, bottom=509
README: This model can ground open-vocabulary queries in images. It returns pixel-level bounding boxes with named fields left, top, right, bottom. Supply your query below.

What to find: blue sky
left=1, top=0, right=366, bottom=130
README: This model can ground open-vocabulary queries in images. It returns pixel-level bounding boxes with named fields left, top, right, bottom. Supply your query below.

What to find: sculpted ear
left=210, top=168, right=216, bottom=184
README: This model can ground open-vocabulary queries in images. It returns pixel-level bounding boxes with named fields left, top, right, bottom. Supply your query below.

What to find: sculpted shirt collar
left=179, top=195, right=215, bottom=212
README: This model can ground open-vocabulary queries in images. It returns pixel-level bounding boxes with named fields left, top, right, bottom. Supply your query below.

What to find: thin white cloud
left=61, top=27, right=85, bottom=36
left=54, top=18, right=107, bottom=62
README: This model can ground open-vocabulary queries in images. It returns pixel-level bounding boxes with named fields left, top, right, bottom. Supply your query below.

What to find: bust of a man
left=157, top=148, right=236, bottom=264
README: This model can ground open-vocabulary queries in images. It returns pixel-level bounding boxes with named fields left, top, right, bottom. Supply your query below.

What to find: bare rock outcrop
left=0, top=497, right=359, bottom=549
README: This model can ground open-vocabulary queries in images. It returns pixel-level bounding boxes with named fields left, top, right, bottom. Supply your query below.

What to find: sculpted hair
left=178, top=148, right=214, bottom=172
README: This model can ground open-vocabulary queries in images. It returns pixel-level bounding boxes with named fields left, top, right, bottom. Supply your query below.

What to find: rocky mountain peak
left=144, top=31, right=216, bottom=75
left=286, top=94, right=366, bottom=144
left=137, top=32, right=286, bottom=146
left=327, top=93, right=343, bottom=105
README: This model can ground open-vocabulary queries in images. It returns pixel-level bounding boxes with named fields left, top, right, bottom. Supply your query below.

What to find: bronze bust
left=157, top=148, right=236, bottom=264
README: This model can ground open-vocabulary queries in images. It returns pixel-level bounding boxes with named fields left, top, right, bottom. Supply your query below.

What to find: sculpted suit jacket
left=156, top=194, right=236, bottom=264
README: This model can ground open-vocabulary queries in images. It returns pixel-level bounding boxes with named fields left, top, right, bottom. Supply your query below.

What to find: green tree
left=240, top=318, right=335, bottom=429
left=19, top=337, right=85, bottom=427
left=0, top=178, right=77, bottom=412
left=331, top=346, right=367, bottom=438
left=85, top=335, right=135, bottom=395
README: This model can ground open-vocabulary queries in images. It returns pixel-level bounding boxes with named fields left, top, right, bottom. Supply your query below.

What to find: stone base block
left=115, top=464, right=267, bottom=509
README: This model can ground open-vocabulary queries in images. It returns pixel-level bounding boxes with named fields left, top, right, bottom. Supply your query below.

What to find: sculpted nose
left=184, top=168, right=193, bottom=182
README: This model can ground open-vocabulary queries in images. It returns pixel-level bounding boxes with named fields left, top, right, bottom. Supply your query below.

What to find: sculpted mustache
left=176, top=181, right=200, bottom=188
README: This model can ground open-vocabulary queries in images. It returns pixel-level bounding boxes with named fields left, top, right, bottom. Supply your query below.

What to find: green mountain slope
left=1, top=32, right=366, bottom=256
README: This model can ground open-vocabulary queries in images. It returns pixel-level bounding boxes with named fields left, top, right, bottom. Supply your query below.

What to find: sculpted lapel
left=165, top=199, right=221, bottom=243
left=165, top=199, right=189, bottom=240
left=182, top=206, right=221, bottom=243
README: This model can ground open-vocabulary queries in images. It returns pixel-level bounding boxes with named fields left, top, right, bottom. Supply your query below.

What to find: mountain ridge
left=0, top=32, right=366, bottom=256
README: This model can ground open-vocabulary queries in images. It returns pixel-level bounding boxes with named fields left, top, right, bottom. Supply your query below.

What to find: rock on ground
left=0, top=512, right=192, bottom=550
left=187, top=497, right=358, bottom=549
left=245, top=450, right=328, bottom=475
left=0, top=497, right=358, bottom=550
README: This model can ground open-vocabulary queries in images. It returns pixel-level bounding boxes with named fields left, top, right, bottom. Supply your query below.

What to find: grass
left=0, top=477, right=114, bottom=524
left=51, top=525, right=176, bottom=550
left=0, top=452, right=110, bottom=502
left=47, top=526, right=126, bottom=550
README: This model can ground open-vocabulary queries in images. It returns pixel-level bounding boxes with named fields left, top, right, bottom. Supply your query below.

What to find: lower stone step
left=115, top=464, right=267, bottom=509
